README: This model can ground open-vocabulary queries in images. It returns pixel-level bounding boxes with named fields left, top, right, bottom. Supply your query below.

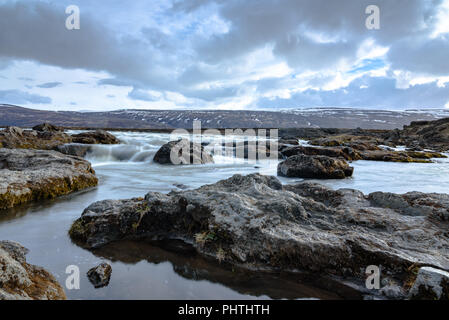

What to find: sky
left=0, top=0, right=449, bottom=111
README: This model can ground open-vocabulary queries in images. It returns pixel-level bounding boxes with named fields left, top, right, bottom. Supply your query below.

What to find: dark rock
left=277, top=154, right=354, bottom=179
left=0, top=148, right=98, bottom=210
left=87, top=263, right=112, bottom=288
left=0, top=241, right=66, bottom=300
left=69, top=173, right=449, bottom=299
left=153, top=139, right=214, bottom=165
left=71, top=130, right=120, bottom=145
left=399, top=118, right=449, bottom=151
left=32, top=123, right=64, bottom=132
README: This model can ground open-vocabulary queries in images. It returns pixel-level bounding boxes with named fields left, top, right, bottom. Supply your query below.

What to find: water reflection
left=91, top=240, right=363, bottom=300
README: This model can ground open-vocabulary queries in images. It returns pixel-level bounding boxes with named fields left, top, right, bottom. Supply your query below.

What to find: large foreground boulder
left=69, top=173, right=449, bottom=299
left=0, top=148, right=98, bottom=210
left=0, top=241, right=66, bottom=300
left=153, top=139, right=214, bottom=165
left=71, top=130, right=120, bottom=145
left=277, top=154, right=354, bottom=179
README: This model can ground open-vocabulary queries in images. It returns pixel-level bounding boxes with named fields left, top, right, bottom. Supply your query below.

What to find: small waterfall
left=84, top=131, right=166, bottom=164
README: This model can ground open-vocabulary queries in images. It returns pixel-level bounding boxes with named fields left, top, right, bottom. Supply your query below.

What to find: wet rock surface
left=69, top=173, right=449, bottom=299
left=87, top=263, right=112, bottom=288
left=0, top=148, right=98, bottom=210
left=0, top=241, right=66, bottom=300
left=71, top=130, right=121, bottom=145
left=153, top=139, right=214, bottom=165
left=277, top=154, right=354, bottom=179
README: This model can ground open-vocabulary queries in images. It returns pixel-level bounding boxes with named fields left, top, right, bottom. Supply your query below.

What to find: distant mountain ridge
left=1, top=104, right=448, bottom=130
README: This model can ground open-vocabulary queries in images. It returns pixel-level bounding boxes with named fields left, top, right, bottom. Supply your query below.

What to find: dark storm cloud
left=0, top=2, right=171, bottom=89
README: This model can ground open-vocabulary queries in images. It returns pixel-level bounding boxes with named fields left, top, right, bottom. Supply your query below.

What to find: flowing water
left=1, top=131, right=448, bottom=299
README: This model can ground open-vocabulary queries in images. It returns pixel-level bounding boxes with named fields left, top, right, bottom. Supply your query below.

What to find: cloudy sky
left=0, top=0, right=449, bottom=111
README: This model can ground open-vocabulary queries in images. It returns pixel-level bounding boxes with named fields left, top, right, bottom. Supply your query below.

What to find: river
left=1, top=131, right=448, bottom=299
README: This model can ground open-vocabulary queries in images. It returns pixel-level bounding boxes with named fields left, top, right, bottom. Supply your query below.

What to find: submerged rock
left=153, top=139, right=214, bottom=165
left=71, top=130, right=120, bottom=145
left=0, top=241, right=66, bottom=300
left=54, top=144, right=92, bottom=158
left=0, top=148, right=98, bottom=210
left=69, top=173, right=449, bottom=299
left=408, top=267, right=449, bottom=300
left=277, top=154, right=354, bottom=179
left=87, top=263, right=112, bottom=288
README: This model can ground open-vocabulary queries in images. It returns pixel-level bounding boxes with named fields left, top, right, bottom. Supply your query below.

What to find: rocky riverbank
left=69, top=173, right=449, bottom=299
left=0, top=124, right=120, bottom=151
left=0, top=241, right=66, bottom=300
left=279, top=117, right=449, bottom=154
left=0, top=148, right=98, bottom=210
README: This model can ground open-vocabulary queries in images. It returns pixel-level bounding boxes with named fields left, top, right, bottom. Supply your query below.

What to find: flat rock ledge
left=0, top=241, right=66, bottom=300
left=69, top=173, right=449, bottom=299
left=0, top=148, right=98, bottom=210
left=0, top=125, right=121, bottom=151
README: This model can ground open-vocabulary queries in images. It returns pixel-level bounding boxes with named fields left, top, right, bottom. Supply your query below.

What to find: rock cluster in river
left=0, top=148, right=98, bottom=210
left=69, top=173, right=449, bottom=299
left=153, top=139, right=214, bottom=165
left=278, top=117, right=449, bottom=159
left=0, top=126, right=72, bottom=150
left=0, top=241, right=66, bottom=300
left=396, top=118, right=449, bottom=152
left=279, top=144, right=446, bottom=164
left=0, top=125, right=120, bottom=151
